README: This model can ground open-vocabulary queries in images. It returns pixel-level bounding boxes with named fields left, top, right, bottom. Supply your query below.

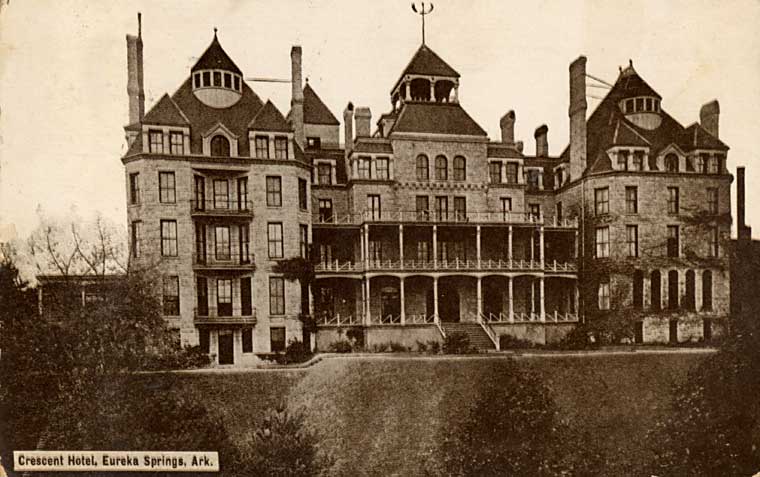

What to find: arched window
left=435, top=155, right=448, bottom=181
left=651, top=270, right=661, bottom=311
left=453, top=156, right=466, bottom=181
left=211, top=135, right=230, bottom=157
left=702, top=270, right=713, bottom=310
left=668, top=270, right=679, bottom=310
left=633, top=270, right=644, bottom=309
left=685, top=270, right=696, bottom=311
left=416, top=154, right=429, bottom=181
left=665, top=153, right=679, bottom=172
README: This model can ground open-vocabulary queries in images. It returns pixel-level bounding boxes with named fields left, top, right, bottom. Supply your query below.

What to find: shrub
left=328, top=340, right=352, bottom=353
left=283, top=338, right=312, bottom=364
left=389, top=341, right=408, bottom=352
left=371, top=342, right=390, bottom=353
left=146, top=344, right=211, bottom=370
left=427, top=340, right=441, bottom=354
left=443, top=331, right=473, bottom=354
left=415, top=340, right=428, bottom=352
left=499, top=334, right=535, bottom=350
left=346, top=327, right=365, bottom=348
left=553, top=324, right=599, bottom=350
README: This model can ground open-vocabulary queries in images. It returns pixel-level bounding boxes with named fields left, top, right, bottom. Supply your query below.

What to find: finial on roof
left=629, top=59, right=633, bottom=67
left=305, top=77, right=309, bottom=84
left=411, top=2, right=434, bottom=45
left=214, top=27, right=218, bottom=38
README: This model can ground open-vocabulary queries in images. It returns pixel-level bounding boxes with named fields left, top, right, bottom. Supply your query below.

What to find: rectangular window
left=270, top=327, right=286, bottom=352
left=213, top=179, right=229, bottom=209
left=241, top=277, right=252, bottom=315
left=709, top=155, right=720, bottom=174
left=595, top=187, right=609, bottom=215
left=299, top=224, right=308, bottom=258
left=435, top=196, right=448, bottom=221
left=194, top=73, right=201, bottom=88
left=197, top=276, right=208, bottom=316
left=358, top=157, right=371, bottom=179
left=667, top=225, right=680, bottom=257
left=269, top=278, right=285, bottom=315
left=632, top=151, right=644, bottom=171
left=617, top=150, right=629, bottom=170
left=213, top=71, right=222, bottom=87
left=625, top=186, right=638, bottom=214
left=667, top=187, right=679, bottom=215
left=501, top=197, right=512, bottom=221
left=239, top=225, right=250, bottom=263
left=169, top=131, right=184, bottom=155
left=215, top=226, right=231, bottom=260
left=625, top=98, right=635, bottom=113
left=626, top=225, right=639, bottom=258
left=527, top=170, right=540, bottom=190
left=217, top=279, right=232, bottom=316
left=242, top=328, right=253, bottom=353
left=130, top=220, right=141, bottom=258
left=224, top=73, right=232, bottom=89
left=453, top=157, right=466, bottom=181
left=376, top=157, right=390, bottom=180
left=710, top=227, right=719, bottom=257
left=505, top=163, right=518, bottom=184
left=274, top=136, right=289, bottom=159
left=707, top=188, right=719, bottom=214
left=129, top=173, right=140, bottom=204
left=598, top=281, right=610, bottom=311
left=160, top=220, right=178, bottom=257
left=369, top=241, right=383, bottom=261
left=162, top=276, right=180, bottom=316
left=489, top=162, right=501, bottom=184
left=454, top=197, right=467, bottom=221
left=529, top=204, right=541, bottom=221
left=237, top=177, right=248, bottom=211
left=194, top=175, right=206, bottom=210
left=195, top=224, right=207, bottom=264
left=367, top=195, right=381, bottom=220
left=149, top=129, right=163, bottom=154
left=266, top=176, right=282, bottom=207
left=416, top=195, right=430, bottom=221
left=298, top=178, right=308, bottom=210
left=417, top=240, right=430, bottom=261
left=268, top=223, right=284, bottom=258
left=319, top=244, right=333, bottom=264
left=635, top=98, right=644, bottom=111
left=556, top=202, right=563, bottom=223
left=255, top=136, right=269, bottom=158
left=159, top=171, right=176, bottom=203
left=234, top=76, right=240, bottom=91
left=317, top=163, right=332, bottom=185
left=595, top=226, right=610, bottom=258
left=199, top=328, right=210, bottom=354
left=202, top=71, right=211, bottom=87
left=318, top=199, right=333, bottom=223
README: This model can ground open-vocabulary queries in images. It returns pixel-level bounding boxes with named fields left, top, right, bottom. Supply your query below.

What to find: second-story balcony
left=194, top=306, right=257, bottom=325
left=314, top=258, right=577, bottom=274
left=191, top=199, right=254, bottom=219
left=313, top=210, right=578, bottom=228
left=194, top=243, right=254, bottom=271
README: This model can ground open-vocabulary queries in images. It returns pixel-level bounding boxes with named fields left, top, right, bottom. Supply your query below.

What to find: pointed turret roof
left=615, top=62, right=661, bottom=99
left=249, top=100, right=292, bottom=132
left=392, top=44, right=460, bottom=93
left=303, top=83, right=340, bottom=126
left=143, top=93, right=190, bottom=126
left=191, top=32, right=243, bottom=76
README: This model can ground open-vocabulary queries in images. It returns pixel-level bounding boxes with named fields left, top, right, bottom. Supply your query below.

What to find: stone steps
left=441, top=322, right=496, bottom=351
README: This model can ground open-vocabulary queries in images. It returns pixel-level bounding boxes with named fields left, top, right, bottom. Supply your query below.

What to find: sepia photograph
left=1, top=0, right=760, bottom=475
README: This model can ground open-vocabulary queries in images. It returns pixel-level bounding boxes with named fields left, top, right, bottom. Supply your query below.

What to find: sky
left=1, top=0, right=759, bottom=243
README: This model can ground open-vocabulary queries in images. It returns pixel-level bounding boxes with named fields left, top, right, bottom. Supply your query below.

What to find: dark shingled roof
left=142, top=93, right=190, bottom=126
left=249, top=100, right=291, bottom=132
left=612, top=120, right=650, bottom=147
left=303, top=84, right=339, bottom=126
left=487, top=143, right=523, bottom=159
left=353, top=140, right=393, bottom=154
left=392, top=44, right=460, bottom=93
left=391, top=102, right=487, bottom=137
left=191, top=34, right=243, bottom=76
left=616, top=65, right=661, bottom=99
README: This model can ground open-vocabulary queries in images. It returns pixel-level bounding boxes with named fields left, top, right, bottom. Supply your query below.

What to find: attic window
left=665, top=153, right=679, bottom=172
left=625, top=99, right=634, bottom=113
left=645, top=98, right=653, bottom=111
left=211, top=135, right=231, bottom=157
left=635, top=98, right=644, bottom=112
left=203, top=72, right=211, bottom=87
left=655, top=100, right=661, bottom=112
left=213, top=72, right=222, bottom=87
left=234, top=76, right=241, bottom=91
left=194, top=73, right=201, bottom=88
left=224, top=73, right=232, bottom=88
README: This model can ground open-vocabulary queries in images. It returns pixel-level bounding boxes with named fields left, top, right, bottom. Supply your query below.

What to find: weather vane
left=411, top=2, right=434, bottom=45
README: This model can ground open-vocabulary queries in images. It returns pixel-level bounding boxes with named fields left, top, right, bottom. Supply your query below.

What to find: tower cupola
left=390, top=44, right=460, bottom=110
left=190, top=30, right=244, bottom=108
left=616, top=60, right=662, bottom=130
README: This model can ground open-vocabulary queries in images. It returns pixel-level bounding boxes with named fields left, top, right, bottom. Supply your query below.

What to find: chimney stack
left=738, top=167, right=752, bottom=240
left=534, top=124, right=549, bottom=156
left=290, top=46, right=305, bottom=149
left=126, top=12, right=145, bottom=125
left=500, top=110, right=515, bottom=144
left=569, top=56, right=587, bottom=181
left=700, top=100, right=720, bottom=138
left=343, top=102, right=354, bottom=160
left=355, top=107, right=372, bottom=137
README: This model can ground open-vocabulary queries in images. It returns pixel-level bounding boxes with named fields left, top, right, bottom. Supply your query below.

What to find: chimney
left=343, top=102, right=354, bottom=160
left=700, top=100, right=720, bottom=138
left=355, top=107, right=371, bottom=137
left=500, top=110, right=515, bottom=144
left=569, top=56, right=587, bottom=181
left=738, top=167, right=752, bottom=240
left=534, top=124, right=548, bottom=156
left=126, top=12, right=144, bottom=125
left=290, top=46, right=305, bottom=149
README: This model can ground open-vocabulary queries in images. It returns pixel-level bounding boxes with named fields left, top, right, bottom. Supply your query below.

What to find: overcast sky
left=1, top=0, right=759, bottom=241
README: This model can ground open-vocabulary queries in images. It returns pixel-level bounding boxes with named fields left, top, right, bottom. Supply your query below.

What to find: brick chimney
left=534, top=124, right=548, bottom=156
left=738, top=167, right=752, bottom=240
left=290, top=46, right=305, bottom=149
left=569, top=56, right=587, bottom=181
left=343, top=102, right=354, bottom=160
left=126, top=13, right=144, bottom=125
left=355, top=107, right=371, bottom=137
left=700, top=100, right=720, bottom=138
left=500, top=110, right=515, bottom=144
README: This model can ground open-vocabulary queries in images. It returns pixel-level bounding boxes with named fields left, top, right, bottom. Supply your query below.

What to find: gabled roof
left=303, top=84, right=339, bottom=126
left=680, top=123, right=729, bottom=151
left=191, top=33, right=243, bottom=76
left=142, top=93, right=190, bottom=126
left=487, top=143, right=523, bottom=159
left=391, top=102, right=486, bottom=137
left=392, top=44, right=460, bottom=93
left=249, top=100, right=291, bottom=132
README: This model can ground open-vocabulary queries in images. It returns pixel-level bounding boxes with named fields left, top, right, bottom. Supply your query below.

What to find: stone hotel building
left=121, top=16, right=732, bottom=364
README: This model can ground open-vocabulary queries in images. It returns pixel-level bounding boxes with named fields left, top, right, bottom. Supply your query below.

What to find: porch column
left=476, top=225, right=482, bottom=268
left=359, top=229, right=365, bottom=263
left=477, top=276, right=483, bottom=318
left=363, top=224, right=369, bottom=268
left=574, top=230, right=579, bottom=259
left=81, top=286, right=86, bottom=307
left=432, top=225, right=438, bottom=268
left=399, top=225, right=404, bottom=265
left=429, top=79, right=436, bottom=101
left=539, top=226, right=545, bottom=267
left=37, top=288, right=43, bottom=316
left=433, top=276, right=439, bottom=323
left=508, top=226, right=513, bottom=262
left=574, top=283, right=580, bottom=315
left=540, top=277, right=546, bottom=322
left=530, top=231, right=535, bottom=262
left=400, top=277, right=406, bottom=325
left=365, top=277, right=372, bottom=325
left=405, top=79, right=412, bottom=101
left=508, top=276, right=514, bottom=322
left=530, top=279, right=535, bottom=316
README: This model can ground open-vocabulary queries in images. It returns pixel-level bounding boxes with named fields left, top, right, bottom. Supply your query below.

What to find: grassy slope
left=172, top=353, right=705, bottom=476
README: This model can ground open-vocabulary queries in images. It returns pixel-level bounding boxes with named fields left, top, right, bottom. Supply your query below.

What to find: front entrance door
left=634, top=321, right=644, bottom=344
left=439, top=283, right=460, bottom=322
left=381, top=287, right=400, bottom=321
left=218, top=331, right=234, bottom=365
left=484, top=281, right=502, bottom=317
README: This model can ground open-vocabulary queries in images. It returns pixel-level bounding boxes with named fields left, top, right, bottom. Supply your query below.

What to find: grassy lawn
left=166, top=353, right=706, bottom=476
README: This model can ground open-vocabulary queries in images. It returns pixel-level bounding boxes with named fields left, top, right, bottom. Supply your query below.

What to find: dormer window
left=211, top=135, right=230, bottom=157
left=625, top=99, right=634, bottom=113
left=149, top=129, right=163, bottom=154
left=255, top=136, right=269, bottom=158
left=203, top=71, right=210, bottom=86
left=665, top=153, right=679, bottom=172
left=169, top=131, right=184, bottom=155
left=274, top=137, right=289, bottom=159
left=194, top=73, right=201, bottom=88
left=224, top=73, right=232, bottom=89
left=234, top=76, right=240, bottom=91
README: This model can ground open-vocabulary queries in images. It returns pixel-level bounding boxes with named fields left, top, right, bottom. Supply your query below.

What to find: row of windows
left=193, top=70, right=243, bottom=92
left=488, top=162, right=520, bottom=184
left=595, top=224, right=719, bottom=259
left=147, top=130, right=289, bottom=159
left=598, top=269, right=714, bottom=312
left=357, top=156, right=391, bottom=180
left=149, top=130, right=186, bottom=155
left=196, top=276, right=254, bottom=317
left=264, top=176, right=308, bottom=210
left=415, top=154, right=466, bottom=181
left=622, top=96, right=661, bottom=114
left=594, top=186, right=719, bottom=216
left=194, top=224, right=251, bottom=263
left=199, top=326, right=286, bottom=355
left=616, top=150, right=724, bottom=174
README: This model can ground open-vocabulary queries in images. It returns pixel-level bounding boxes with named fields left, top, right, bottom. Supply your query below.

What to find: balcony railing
left=194, top=244, right=254, bottom=270
left=194, top=306, right=256, bottom=325
left=191, top=199, right=254, bottom=217
left=314, top=259, right=577, bottom=274
left=483, top=311, right=579, bottom=323
left=315, top=312, right=363, bottom=326
left=312, top=210, right=578, bottom=228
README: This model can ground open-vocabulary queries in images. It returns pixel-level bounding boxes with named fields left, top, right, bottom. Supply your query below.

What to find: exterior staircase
left=440, top=322, right=497, bottom=351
